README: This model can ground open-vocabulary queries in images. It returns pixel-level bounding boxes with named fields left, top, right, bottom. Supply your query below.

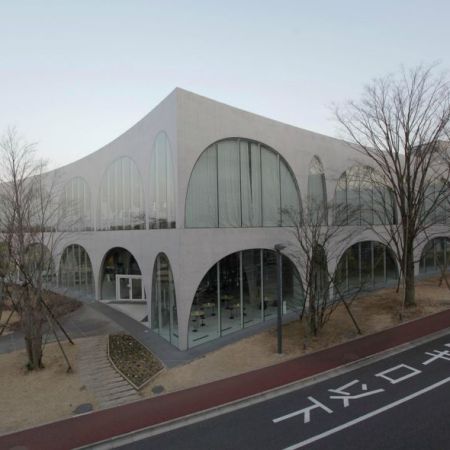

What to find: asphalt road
left=118, top=333, right=450, bottom=450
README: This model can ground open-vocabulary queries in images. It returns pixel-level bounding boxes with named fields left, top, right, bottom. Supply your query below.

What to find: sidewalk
left=0, top=303, right=122, bottom=355
left=0, top=309, right=449, bottom=450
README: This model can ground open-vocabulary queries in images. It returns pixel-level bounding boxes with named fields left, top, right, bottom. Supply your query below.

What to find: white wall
left=47, top=88, right=446, bottom=350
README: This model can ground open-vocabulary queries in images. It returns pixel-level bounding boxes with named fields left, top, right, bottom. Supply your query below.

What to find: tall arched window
left=59, top=177, right=92, bottom=231
left=100, top=247, right=142, bottom=300
left=98, top=157, right=145, bottom=230
left=151, top=253, right=178, bottom=346
left=334, top=166, right=395, bottom=225
left=423, top=181, right=449, bottom=225
left=59, top=244, right=94, bottom=295
left=24, top=243, right=56, bottom=285
left=185, top=139, right=301, bottom=228
left=335, top=241, right=398, bottom=294
left=149, top=132, right=176, bottom=229
left=420, top=237, right=450, bottom=274
left=188, top=249, right=304, bottom=348
left=307, top=156, right=327, bottom=224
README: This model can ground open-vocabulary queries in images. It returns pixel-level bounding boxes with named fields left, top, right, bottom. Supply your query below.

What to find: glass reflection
left=149, top=132, right=176, bottom=229
left=24, top=244, right=56, bottom=285
left=188, top=249, right=304, bottom=348
left=59, top=177, right=92, bottom=231
left=101, top=248, right=141, bottom=300
left=98, top=157, right=145, bottom=230
left=420, top=238, right=450, bottom=274
left=334, top=166, right=395, bottom=226
left=185, top=139, right=300, bottom=228
left=151, top=253, right=178, bottom=346
left=59, top=244, right=94, bottom=295
left=307, top=156, right=327, bottom=225
left=335, top=241, right=398, bottom=295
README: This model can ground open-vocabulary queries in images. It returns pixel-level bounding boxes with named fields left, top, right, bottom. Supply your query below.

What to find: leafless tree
left=0, top=127, right=62, bottom=369
left=334, top=64, right=450, bottom=308
left=284, top=200, right=362, bottom=339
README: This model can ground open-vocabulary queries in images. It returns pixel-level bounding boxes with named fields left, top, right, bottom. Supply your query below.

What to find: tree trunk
left=404, top=248, right=416, bottom=307
left=25, top=332, right=43, bottom=370
left=21, top=289, right=44, bottom=370
left=309, top=296, right=318, bottom=336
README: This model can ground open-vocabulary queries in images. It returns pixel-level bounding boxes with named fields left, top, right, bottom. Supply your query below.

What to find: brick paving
left=79, top=336, right=141, bottom=409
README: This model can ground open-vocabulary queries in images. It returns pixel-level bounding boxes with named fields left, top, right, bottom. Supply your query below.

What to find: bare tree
left=335, top=64, right=450, bottom=308
left=284, top=200, right=362, bottom=339
left=0, top=127, right=61, bottom=369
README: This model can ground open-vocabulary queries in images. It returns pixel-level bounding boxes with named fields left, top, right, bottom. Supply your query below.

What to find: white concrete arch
left=415, top=230, right=450, bottom=265
left=97, top=245, right=146, bottom=301
left=177, top=243, right=304, bottom=350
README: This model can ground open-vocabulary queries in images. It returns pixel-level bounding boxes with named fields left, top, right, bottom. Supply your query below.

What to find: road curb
left=79, top=327, right=450, bottom=449
left=2, top=309, right=449, bottom=450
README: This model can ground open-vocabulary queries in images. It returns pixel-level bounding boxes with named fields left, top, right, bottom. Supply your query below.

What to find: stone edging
left=107, top=334, right=165, bottom=391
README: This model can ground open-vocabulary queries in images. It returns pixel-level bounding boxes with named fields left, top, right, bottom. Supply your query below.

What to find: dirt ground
left=0, top=310, right=20, bottom=335
left=0, top=339, right=97, bottom=434
left=141, top=277, right=450, bottom=397
left=0, top=277, right=449, bottom=434
left=0, top=288, right=81, bottom=336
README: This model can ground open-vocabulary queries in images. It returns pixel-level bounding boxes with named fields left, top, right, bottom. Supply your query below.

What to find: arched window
left=307, top=156, right=327, bottom=224
left=59, top=177, right=92, bottom=231
left=185, top=139, right=301, bottom=228
left=335, top=241, right=398, bottom=294
left=98, top=157, right=145, bottom=230
left=24, top=243, right=56, bottom=285
left=188, top=249, right=304, bottom=348
left=334, top=166, right=395, bottom=225
left=423, top=181, right=449, bottom=225
left=151, top=253, right=178, bottom=346
left=59, top=244, right=94, bottom=295
left=100, top=247, right=142, bottom=300
left=149, top=132, right=176, bottom=229
left=420, top=237, right=450, bottom=274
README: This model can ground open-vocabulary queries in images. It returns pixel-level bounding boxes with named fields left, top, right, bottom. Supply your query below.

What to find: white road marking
left=282, top=376, right=450, bottom=450
left=375, top=364, right=421, bottom=384
left=328, top=379, right=384, bottom=407
left=422, top=349, right=450, bottom=365
left=273, top=397, right=333, bottom=424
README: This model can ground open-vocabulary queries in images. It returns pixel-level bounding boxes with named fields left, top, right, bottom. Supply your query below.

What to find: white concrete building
left=50, top=88, right=450, bottom=350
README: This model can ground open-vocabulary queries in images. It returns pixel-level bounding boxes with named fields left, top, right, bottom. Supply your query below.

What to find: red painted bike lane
left=1, top=309, right=449, bottom=450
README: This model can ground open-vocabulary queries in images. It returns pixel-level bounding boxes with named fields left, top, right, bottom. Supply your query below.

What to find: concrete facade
left=49, top=88, right=449, bottom=350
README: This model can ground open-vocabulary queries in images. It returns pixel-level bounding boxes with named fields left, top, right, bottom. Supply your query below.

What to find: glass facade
left=335, top=241, right=398, bottom=295
left=307, top=156, right=327, bottom=224
left=151, top=253, right=178, bottom=346
left=420, top=237, right=450, bottom=273
left=334, top=166, right=395, bottom=225
left=59, top=177, right=92, bottom=231
left=24, top=243, right=56, bottom=285
left=149, top=132, right=176, bottom=229
left=101, top=247, right=142, bottom=300
left=185, top=139, right=301, bottom=228
left=188, top=249, right=304, bottom=348
left=59, top=244, right=94, bottom=295
left=0, top=242, right=12, bottom=279
left=98, top=157, right=145, bottom=230
left=423, top=182, right=450, bottom=225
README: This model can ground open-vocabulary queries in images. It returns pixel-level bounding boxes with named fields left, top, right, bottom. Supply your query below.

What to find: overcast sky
left=1, top=0, right=449, bottom=169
